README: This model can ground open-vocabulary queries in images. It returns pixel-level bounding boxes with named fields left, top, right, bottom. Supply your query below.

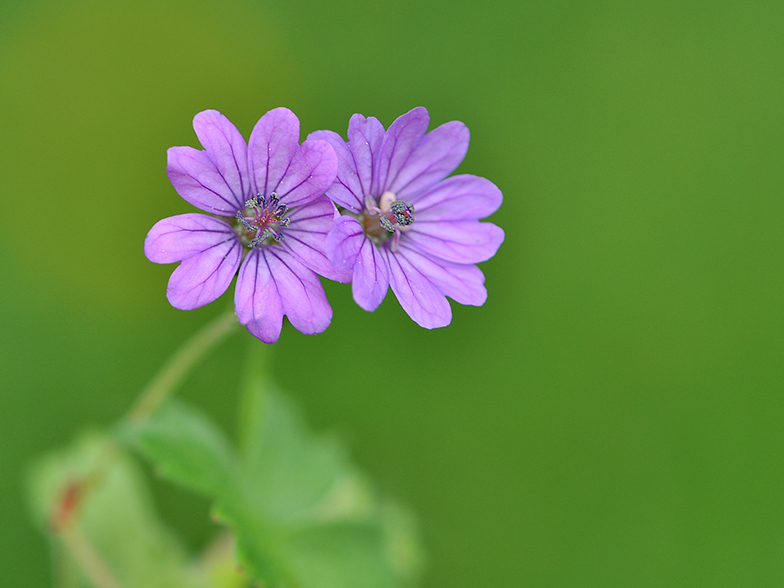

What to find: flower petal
left=282, top=196, right=352, bottom=283
left=274, top=139, right=338, bottom=208
left=390, top=120, right=469, bottom=201
left=192, top=110, right=249, bottom=209
left=145, top=214, right=236, bottom=264
left=165, top=233, right=242, bottom=311
left=234, top=248, right=333, bottom=343
left=406, top=220, right=504, bottom=264
left=308, top=130, right=364, bottom=213
left=396, top=242, right=487, bottom=306
left=325, top=215, right=364, bottom=271
left=247, top=107, right=300, bottom=199
left=266, top=247, right=333, bottom=337
left=234, top=249, right=284, bottom=344
left=374, top=107, right=430, bottom=196
left=381, top=247, right=451, bottom=329
left=167, top=147, right=243, bottom=215
left=413, top=175, right=503, bottom=221
left=352, top=237, right=390, bottom=312
left=347, top=114, right=385, bottom=200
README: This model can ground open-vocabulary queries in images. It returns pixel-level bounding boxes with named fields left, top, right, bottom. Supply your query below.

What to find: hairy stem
left=126, top=309, right=239, bottom=424
left=59, top=524, right=123, bottom=588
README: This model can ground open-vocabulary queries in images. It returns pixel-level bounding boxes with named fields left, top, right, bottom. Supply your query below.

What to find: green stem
left=126, top=309, right=239, bottom=424
left=60, top=524, right=123, bottom=588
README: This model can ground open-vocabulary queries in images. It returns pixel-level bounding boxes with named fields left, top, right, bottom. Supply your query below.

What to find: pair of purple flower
left=145, top=107, right=504, bottom=343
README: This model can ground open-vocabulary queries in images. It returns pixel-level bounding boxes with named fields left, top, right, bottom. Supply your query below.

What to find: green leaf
left=240, top=385, right=354, bottom=524
left=283, top=521, right=396, bottom=588
left=119, top=342, right=426, bottom=588
left=26, top=434, right=211, bottom=588
left=117, top=399, right=238, bottom=500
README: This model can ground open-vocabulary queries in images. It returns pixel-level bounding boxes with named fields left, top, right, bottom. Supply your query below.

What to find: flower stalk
left=126, top=308, right=239, bottom=425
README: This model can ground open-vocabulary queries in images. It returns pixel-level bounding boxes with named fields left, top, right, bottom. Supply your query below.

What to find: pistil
left=359, top=191, right=415, bottom=251
left=233, top=192, right=291, bottom=248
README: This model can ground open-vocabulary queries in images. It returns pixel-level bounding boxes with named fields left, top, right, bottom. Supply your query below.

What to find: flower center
left=359, top=191, right=415, bottom=250
left=233, top=192, right=291, bottom=249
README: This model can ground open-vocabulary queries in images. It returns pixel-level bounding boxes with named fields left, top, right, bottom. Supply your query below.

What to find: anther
left=235, top=211, right=256, bottom=231
left=379, top=216, right=396, bottom=233
left=391, top=200, right=415, bottom=227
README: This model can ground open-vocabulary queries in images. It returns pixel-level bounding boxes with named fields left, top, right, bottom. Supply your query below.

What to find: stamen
left=234, top=192, right=291, bottom=249
left=390, top=230, right=401, bottom=252
left=390, top=200, right=414, bottom=227
left=235, top=211, right=256, bottom=232
left=365, top=195, right=382, bottom=215
left=379, top=191, right=396, bottom=212
left=379, top=216, right=396, bottom=233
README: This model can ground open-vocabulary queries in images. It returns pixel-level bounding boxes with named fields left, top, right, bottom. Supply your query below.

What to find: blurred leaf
left=284, top=522, right=394, bottom=588
left=120, top=344, right=424, bottom=588
left=241, top=385, right=357, bottom=524
left=26, top=434, right=211, bottom=588
left=118, top=400, right=238, bottom=499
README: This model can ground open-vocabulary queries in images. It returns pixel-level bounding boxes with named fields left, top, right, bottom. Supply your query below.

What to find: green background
left=1, top=0, right=783, bottom=585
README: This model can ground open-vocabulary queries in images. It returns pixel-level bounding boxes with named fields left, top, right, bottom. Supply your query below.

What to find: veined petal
left=234, top=248, right=333, bottom=343
left=248, top=107, right=300, bottom=199
left=165, top=234, right=242, bottom=310
left=308, top=129, right=364, bottom=213
left=266, top=247, right=333, bottom=337
left=234, top=249, right=284, bottom=344
left=374, top=107, right=429, bottom=196
left=274, top=139, right=337, bottom=208
left=145, top=214, right=236, bottom=264
left=347, top=114, right=385, bottom=200
left=325, top=215, right=364, bottom=272
left=396, top=242, right=487, bottom=306
left=283, top=196, right=352, bottom=283
left=413, top=175, right=503, bottom=221
left=352, top=238, right=390, bottom=312
left=167, top=147, right=243, bottom=215
left=390, top=120, right=469, bottom=201
left=381, top=247, right=452, bottom=329
left=406, top=220, right=505, bottom=264
left=192, top=110, right=249, bottom=208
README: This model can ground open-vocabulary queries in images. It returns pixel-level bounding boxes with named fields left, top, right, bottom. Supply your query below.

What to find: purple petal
left=396, top=242, right=487, bottom=306
left=413, top=175, right=503, bottom=221
left=381, top=247, right=452, bottom=329
left=266, top=247, right=333, bottom=336
left=373, top=107, right=430, bottom=196
left=347, top=114, right=385, bottom=198
left=352, top=238, right=390, bottom=312
left=325, top=215, right=364, bottom=271
left=389, top=121, right=469, bottom=201
left=406, top=221, right=504, bottom=264
left=145, top=213, right=236, bottom=264
left=234, top=249, right=284, bottom=344
left=234, top=248, right=332, bottom=343
left=165, top=233, right=242, bottom=311
left=274, top=139, right=337, bottom=208
left=167, top=147, right=243, bottom=215
left=308, top=130, right=364, bottom=213
left=247, top=107, right=300, bottom=198
left=282, top=196, right=352, bottom=283
left=192, top=110, right=249, bottom=208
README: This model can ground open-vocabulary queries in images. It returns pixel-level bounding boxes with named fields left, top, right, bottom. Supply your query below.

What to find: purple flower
left=310, top=107, right=504, bottom=328
left=145, top=108, right=349, bottom=343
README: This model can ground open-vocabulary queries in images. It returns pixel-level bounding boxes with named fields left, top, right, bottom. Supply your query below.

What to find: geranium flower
left=145, top=108, right=348, bottom=343
left=311, top=107, right=504, bottom=328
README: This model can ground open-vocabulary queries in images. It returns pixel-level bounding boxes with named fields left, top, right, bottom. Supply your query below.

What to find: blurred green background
left=1, top=0, right=783, bottom=585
